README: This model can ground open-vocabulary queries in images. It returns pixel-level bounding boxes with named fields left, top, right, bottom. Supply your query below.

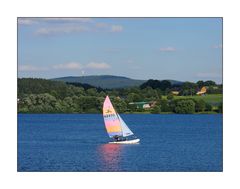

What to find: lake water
left=17, top=114, right=223, bottom=172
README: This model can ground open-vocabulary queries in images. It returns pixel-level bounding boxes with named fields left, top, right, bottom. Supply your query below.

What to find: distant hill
left=167, top=80, right=184, bottom=86
left=51, top=75, right=184, bottom=89
left=52, top=75, right=146, bottom=89
left=66, top=82, right=104, bottom=91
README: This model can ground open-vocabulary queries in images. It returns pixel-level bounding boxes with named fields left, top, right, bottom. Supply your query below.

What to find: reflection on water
left=98, top=144, right=123, bottom=171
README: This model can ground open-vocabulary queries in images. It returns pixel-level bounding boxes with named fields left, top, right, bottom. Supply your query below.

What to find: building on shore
left=171, top=91, right=180, bottom=96
left=129, top=101, right=157, bottom=109
left=196, top=86, right=207, bottom=96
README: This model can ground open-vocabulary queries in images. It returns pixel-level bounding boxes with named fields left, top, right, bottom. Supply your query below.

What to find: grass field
left=163, top=94, right=223, bottom=105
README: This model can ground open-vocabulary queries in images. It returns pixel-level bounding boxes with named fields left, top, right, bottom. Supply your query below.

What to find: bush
left=205, top=103, right=212, bottom=111
left=150, top=105, right=161, bottom=114
left=195, top=99, right=206, bottom=112
left=160, top=99, right=171, bottom=112
left=218, top=103, right=223, bottom=113
left=167, top=93, right=174, bottom=101
left=174, top=99, right=195, bottom=114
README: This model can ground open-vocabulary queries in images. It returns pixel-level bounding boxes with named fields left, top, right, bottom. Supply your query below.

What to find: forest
left=17, top=78, right=223, bottom=114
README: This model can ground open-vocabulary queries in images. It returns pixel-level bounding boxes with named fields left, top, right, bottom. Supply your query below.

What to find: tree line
left=18, top=78, right=222, bottom=114
left=141, top=79, right=222, bottom=95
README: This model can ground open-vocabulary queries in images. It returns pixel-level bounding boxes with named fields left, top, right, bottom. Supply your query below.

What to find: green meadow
left=163, top=94, right=223, bottom=105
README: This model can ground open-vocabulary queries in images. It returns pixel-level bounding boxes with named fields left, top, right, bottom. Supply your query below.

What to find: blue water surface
left=17, top=114, right=223, bottom=172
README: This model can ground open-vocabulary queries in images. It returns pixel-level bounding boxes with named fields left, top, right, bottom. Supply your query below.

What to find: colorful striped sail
left=103, top=96, right=123, bottom=138
left=117, top=113, right=134, bottom=137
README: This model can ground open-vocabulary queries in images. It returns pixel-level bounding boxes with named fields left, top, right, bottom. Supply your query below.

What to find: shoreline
left=17, top=111, right=221, bottom=115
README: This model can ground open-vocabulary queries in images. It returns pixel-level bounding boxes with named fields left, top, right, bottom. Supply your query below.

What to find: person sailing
left=113, top=135, right=120, bottom=141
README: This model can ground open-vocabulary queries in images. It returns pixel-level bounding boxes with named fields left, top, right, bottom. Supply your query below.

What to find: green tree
left=204, top=80, right=216, bottom=86
left=23, top=93, right=58, bottom=113
left=151, top=105, right=161, bottom=114
left=98, top=91, right=106, bottom=97
left=180, top=82, right=198, bottom=96
left=156, top=88, right=162, bottom=100
left=55, top=100, right=65, bottom=113
left=112, top=98, right=127, bottom=113
left=63, top=96, right=78, bottom=112
left=72, top=87, right=85, bottom=96
left=18, top=106, right=29, bottom=113
left=218, top=102, right=223, bottom=113
left=141, top=86, right=159, bottom=100
left=127, top=103, right=137, bottom=112
left=140, top=79, right=171, bottom=91
left=160, top=99, right=171, bottom=112
left=195, top=99, right=206, bottom=112
left=126, top=93, right=142, bottom=102
left=174, top=99, right=195, bottom=114
left=205, top=103, right=212, bottom=111
left=78, top=96, right=100, bottom=113
left=167, top=93, right=174, bottom=101
left=86, top=88, right=98, bottom=96
left=197, top=80, right=205, bottom=88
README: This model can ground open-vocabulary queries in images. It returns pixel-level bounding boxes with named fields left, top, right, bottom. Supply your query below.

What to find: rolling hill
left=51, top=75, right=183, bottom=89
left=52, top=75, right=145, bottom=89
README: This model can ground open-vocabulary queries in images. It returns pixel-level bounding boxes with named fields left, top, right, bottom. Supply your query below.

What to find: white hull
left=109, top=138, right=140, bottom=144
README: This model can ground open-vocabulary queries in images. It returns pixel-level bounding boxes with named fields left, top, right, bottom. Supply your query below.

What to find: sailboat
left=103, top=96, right=140, bottom=144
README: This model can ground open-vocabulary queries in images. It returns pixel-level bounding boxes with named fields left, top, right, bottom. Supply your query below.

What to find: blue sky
left=18, top=18, right=222, bottom=83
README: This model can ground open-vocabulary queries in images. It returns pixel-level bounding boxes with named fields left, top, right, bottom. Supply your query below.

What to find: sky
left=18, top=18, right=222, bottom=83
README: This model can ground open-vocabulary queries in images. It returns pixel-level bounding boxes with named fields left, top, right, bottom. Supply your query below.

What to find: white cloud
left=85, top=62, right=110, bottom=69
left=159, top=47, right=176, bottom=52
left=53, top=62, right=83, bottom=70
left=42, top=18, right=93, bottom=23
left=18, top=18, right=38, bottom=25
left=35, top=25, right=88, bottom=35
left=18, top=65, right=48, bottom=71
left=19, top=18, right=124, bottom=35
left=53, top=61, right=110, bottom=70
left=35, top=24, right=124, bottom=35
left=111, top=25, right=123, bottom=32
left=18, top=17, right=93, bottom=25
